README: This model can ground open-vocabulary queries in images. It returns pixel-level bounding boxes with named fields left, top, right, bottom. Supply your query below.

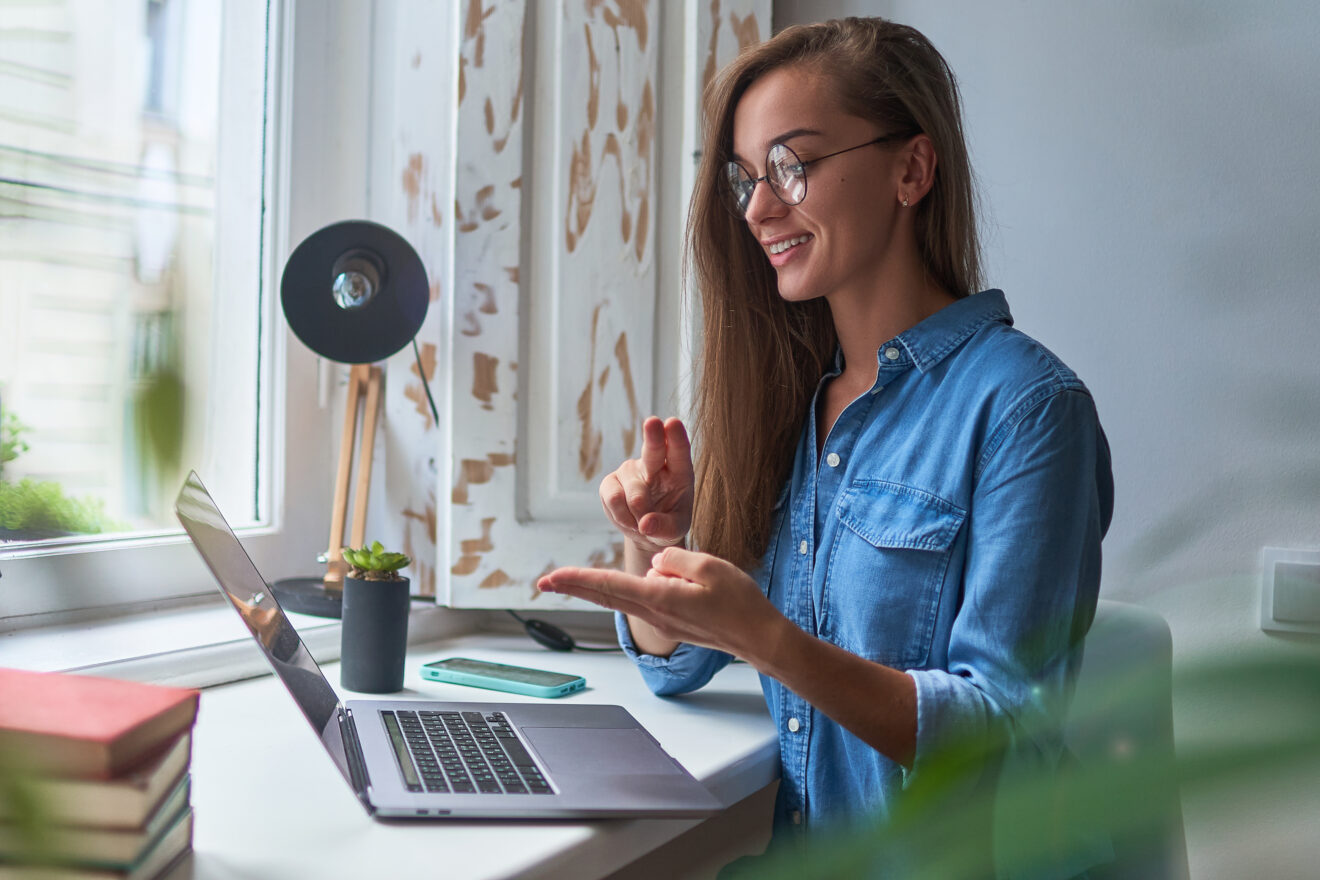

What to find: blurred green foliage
left=1, top=410, right=29, bottom=473
left=0, top=478, right=120, bottom=536
left=0, top=748, right=53, bottom=865
left=723, top=647, right=1320, bottom=880
left=0, top=412, right=122, bottom=537
left=136, top=366, right=185, bottom=478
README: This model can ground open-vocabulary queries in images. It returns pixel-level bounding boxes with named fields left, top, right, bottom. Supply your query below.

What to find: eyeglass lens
left=726, top=143, right=808, bottom=214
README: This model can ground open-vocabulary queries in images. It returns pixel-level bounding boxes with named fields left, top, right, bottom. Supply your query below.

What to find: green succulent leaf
left=378, top=552, right=409, bottom=571
left=341, top=542, right=410, bottom=574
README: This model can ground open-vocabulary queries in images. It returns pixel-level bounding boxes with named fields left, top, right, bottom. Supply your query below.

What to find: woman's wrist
left=735, top=609, right=797, bottom=674
left=631, top=534, right=687, bottom=558
left=624, top=536, right=681, bottom=576
left=625, top=614, right=681, bottom=658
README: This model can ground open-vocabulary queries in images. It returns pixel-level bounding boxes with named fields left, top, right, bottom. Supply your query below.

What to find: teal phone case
left=419, top=663, right=586, bottom=698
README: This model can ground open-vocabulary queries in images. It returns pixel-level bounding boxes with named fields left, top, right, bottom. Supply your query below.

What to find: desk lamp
left=272, top=220, right=429, bottom=617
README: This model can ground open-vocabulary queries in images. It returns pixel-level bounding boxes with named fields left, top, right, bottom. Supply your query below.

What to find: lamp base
left=270, top=576, right=343, bottom=619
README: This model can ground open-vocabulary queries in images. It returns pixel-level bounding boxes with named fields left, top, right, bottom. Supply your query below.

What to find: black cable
left=412, top=337, right=440, bottom=427
left=506, top=610, right=622, bottom=653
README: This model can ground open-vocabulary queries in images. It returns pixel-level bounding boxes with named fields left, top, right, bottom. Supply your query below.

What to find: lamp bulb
left=332, top=270, right=375, bottom=310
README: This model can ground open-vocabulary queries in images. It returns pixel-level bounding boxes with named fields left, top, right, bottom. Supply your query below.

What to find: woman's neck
left=826, top=263, right=955, bottom=384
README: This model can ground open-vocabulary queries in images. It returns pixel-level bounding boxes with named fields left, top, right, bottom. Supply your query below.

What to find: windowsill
left=0, top=597, right=489, bottom=688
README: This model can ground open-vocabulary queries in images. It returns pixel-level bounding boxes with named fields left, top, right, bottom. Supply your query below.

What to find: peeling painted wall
left=368, top=0, right=767, bottom=608
left=369, top=1, right=457, bottom=599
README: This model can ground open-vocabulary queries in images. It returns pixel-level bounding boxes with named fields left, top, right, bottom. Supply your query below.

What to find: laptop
left=174, top=471, right=720, bottom=819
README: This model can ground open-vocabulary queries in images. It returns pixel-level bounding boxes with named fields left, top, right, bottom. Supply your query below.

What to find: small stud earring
left=901, top=195, right=910, bottom=207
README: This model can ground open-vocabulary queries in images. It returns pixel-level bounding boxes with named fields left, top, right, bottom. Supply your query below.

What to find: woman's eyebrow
left=731, top=127, right=823, bottom=163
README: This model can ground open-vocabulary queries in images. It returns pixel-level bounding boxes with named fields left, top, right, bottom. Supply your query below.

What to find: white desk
left=182, top=634, right=779, bottom=879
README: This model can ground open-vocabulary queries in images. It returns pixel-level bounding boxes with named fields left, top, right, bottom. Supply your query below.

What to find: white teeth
left=769, top=234, right=811, bottom=255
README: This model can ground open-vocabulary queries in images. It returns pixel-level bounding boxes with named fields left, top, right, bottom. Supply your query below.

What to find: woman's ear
left=897, top=134, right=938, bottom=207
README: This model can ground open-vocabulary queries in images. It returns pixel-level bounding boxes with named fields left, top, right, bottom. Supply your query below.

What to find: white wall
left=773, top=1, right=1320, bottom=877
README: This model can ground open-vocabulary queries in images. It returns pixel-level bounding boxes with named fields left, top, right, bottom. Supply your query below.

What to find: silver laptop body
left=175, top=471, right=720, bottom=819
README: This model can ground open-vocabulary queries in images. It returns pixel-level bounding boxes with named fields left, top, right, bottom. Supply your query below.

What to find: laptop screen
left=174, top=471, right=354, bottom=786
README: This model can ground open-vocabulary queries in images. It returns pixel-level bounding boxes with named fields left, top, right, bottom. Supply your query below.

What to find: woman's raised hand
left=600, top=416, right=694, bottom=554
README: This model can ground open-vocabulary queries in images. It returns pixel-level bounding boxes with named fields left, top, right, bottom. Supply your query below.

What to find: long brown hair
left=687, top=18, right=983, bottom=570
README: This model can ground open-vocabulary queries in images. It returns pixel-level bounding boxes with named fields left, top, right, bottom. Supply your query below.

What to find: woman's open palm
left=599, top=416, right=694, bottom=554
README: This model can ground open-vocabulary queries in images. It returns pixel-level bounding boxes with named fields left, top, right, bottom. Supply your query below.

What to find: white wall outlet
left=1261, top=547, right=1320, bottom=634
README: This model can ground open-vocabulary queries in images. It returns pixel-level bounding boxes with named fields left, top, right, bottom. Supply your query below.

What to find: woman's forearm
left=747, top=615, right=918, bottom=767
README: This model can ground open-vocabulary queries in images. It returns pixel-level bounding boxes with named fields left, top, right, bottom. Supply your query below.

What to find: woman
left=538, top=17, right=1112, bottom=874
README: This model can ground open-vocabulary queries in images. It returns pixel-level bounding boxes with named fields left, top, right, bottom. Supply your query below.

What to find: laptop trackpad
left=523, top=727, right=678, bottom=775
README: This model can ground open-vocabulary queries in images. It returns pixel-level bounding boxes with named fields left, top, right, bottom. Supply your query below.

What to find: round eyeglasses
left=724, top=133, right=914, bottom=216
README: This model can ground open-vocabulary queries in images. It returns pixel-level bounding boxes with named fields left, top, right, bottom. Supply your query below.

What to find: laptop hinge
left=340, top=707, right=375, bottom=815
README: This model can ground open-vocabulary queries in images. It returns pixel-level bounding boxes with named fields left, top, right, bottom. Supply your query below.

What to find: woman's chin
left=775, top=279, right=824, bottom=304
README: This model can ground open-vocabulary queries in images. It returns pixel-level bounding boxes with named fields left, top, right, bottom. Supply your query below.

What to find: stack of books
left=0, top=669, right=200, bottom=879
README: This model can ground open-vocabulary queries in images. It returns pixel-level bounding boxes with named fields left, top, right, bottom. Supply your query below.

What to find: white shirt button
left=884, top=346, right=900, bottom=360
left=798, top=540, right=808, bottom=555
left=787, top=717, right=801, bottom=732
left=791, top=810, right=802, bottom=825
left=825, top=452, right=840, bottom=468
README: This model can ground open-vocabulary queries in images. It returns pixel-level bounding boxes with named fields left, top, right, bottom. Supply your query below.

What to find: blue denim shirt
left=616, top=290, right=1113, bottom=872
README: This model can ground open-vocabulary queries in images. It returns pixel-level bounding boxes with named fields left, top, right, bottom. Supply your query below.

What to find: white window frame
left=0, top=0, right=370, bottom=629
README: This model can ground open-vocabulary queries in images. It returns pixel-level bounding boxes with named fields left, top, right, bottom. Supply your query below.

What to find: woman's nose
left=742, top=177, right=788, bottom=226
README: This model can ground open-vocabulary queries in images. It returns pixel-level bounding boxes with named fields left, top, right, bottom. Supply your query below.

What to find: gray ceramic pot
left=340, top=575, right=410, bottom=693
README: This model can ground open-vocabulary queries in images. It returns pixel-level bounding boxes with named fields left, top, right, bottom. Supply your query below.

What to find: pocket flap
left=837, top=481, right=965, bottom=551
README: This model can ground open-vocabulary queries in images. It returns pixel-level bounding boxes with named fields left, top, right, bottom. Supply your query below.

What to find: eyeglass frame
left=724, top=131, right=919, bottom=216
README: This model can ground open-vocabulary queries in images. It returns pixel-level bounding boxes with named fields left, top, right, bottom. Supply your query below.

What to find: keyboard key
left=501, top=737, right=537, bottom=768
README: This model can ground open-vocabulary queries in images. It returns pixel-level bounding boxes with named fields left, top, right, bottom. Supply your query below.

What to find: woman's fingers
left=537, top=567, right=666, bottom=618
left=598, top=416, right=694, bottom=546
left=649, top=546, right=731, bottom=583
left=662, top=418, right=694, bottom=482
left=637, top=511, right=683, bottom=543
left=639, top=416, right=668, bottom=481
left=542, top=583, right=653, bottom=619
left=599, top=472, right=639, bottom=533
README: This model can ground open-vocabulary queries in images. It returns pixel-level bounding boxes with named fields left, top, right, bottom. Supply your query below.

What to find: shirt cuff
left=904, top=667, right=1001, bottom=789
left=614, top=612, right=732, bottom=695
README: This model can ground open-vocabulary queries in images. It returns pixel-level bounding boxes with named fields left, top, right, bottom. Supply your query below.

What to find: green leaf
left=340, top=543, right=408, bottom=572
left=379, top=552, right=410, bottom=572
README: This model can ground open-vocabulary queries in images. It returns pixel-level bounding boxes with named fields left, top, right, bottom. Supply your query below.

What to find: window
left=0, top=0, right=339, bottom=623
left=1, top=0, right=264, bottom=541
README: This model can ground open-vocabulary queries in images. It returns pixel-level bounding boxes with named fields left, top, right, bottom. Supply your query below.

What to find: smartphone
left=420, top=657, right=586, bottom=698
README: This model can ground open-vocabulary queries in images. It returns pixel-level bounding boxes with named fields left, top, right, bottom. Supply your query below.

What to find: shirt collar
left=825, top=289, right=1013, bottom=377
left=890, top=288, right=1012, bottom=373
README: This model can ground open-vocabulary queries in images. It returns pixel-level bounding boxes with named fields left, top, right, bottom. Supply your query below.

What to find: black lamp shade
left=281, top=220, right=429, bottom=364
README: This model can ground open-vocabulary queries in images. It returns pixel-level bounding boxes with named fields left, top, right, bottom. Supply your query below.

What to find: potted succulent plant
left=339, top=541, right=413, bottom=693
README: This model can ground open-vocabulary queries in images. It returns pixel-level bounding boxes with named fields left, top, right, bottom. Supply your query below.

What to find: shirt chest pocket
left=821, top=481, right=965, bottom=668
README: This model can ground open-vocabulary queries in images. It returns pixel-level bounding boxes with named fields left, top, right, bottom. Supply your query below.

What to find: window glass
left=0, top=0, right=268, bottom=546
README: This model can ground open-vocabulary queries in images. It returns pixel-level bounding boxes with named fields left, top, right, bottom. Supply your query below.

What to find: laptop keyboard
left=382, top=709, right=553, bottom=795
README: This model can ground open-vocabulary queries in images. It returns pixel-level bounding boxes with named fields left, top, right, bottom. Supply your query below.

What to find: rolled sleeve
left=614, top=612, right=734, bottom=696
left=907, top=387, right=1112, bottom=785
